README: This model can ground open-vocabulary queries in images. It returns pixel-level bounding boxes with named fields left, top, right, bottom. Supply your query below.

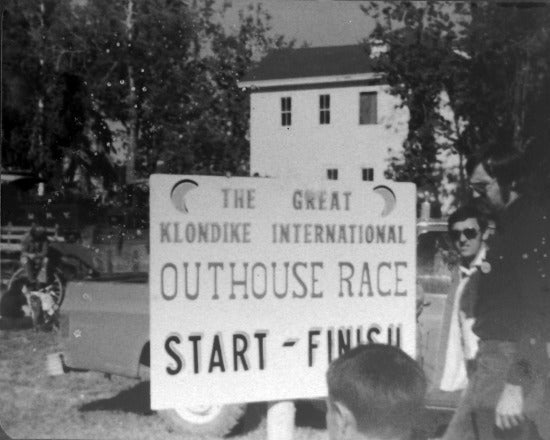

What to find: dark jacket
left=20, top=230, right=48, bottom=257
left=473, top=196, right=550, bottom=387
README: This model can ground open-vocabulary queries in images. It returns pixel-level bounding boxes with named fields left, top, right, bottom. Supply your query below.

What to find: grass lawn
left=0, top=327, right=328, bottom=440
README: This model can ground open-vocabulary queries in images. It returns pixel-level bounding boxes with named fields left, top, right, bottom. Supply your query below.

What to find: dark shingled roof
left=241, top=45, right=374, bottom=83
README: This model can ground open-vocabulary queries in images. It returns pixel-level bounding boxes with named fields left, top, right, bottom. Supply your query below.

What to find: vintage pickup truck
left=58, top=219, right=461, bottom=436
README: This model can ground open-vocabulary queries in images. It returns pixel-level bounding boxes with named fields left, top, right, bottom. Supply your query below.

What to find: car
left=416, top=220, right=462, bottom=412
left=57, top=219, right=461, bottom=436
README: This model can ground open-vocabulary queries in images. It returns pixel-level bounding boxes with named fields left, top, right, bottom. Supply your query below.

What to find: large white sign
left=150, top=175, right=416, bottom=408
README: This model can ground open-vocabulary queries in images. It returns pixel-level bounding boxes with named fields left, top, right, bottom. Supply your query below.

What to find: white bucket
left=46, top=352, right=64, bottom=376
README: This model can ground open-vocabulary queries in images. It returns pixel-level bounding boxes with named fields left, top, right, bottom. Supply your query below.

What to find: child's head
left=326, top=344, right=426, bottom=440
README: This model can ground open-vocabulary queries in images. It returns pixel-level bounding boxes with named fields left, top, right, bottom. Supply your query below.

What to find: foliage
left=152, top=2, right=292, bottom=177
left=68, top=0, right=196, bottom=183
left=2, top=1, right=86, bottom=181
left=364, top=1, right=550, bottom=206
left=459, top=2, right=550, bottom=197
left=2, top=0, right=291, bottom=208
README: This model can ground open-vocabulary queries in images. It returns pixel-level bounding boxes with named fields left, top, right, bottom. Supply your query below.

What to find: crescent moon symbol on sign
left=373, top=185, right=396, bottom=217
left=171, top=179, right=199, bottom=214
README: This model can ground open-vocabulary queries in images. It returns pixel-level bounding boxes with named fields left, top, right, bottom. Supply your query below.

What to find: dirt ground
left=0, top=328, right=329, bottom=440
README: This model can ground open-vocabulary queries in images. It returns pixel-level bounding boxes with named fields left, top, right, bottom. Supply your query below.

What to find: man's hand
left=495, top=383, right=525, bottom=430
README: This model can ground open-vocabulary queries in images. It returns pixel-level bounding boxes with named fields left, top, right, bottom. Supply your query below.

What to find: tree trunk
left=512, top=57, right=531, bottom=154
left=126, top=64, right=138, bottom=184
left=124, top=0, right=138, bottom=184
left=33, top=0, right=46, bottom=171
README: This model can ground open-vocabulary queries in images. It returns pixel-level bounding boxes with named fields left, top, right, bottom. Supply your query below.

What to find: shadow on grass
left=228, top=400, right=326, bottom=436
left=78, top=382, right=328, bottom=434
left=0, top=422, right=12, bottom=440
left=228, top=402, right=266, bottom=436
left=0, top=316, right=33, bottom=330
left=295, top=401, right=327, bottom=429
left=78, top=381, right=153, bottom=415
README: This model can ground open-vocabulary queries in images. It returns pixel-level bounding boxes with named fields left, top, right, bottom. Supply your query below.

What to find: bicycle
left=8, top=252, right=66, bottom=308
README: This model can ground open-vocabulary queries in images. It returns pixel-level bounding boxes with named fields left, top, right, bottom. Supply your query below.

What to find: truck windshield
left=417, top=230, right=456, bottom=295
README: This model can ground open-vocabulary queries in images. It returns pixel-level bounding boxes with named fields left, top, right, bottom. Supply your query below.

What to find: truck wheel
left=159, top=404, right=246, bottom=436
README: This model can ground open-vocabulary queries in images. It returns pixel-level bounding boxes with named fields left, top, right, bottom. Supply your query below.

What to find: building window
left=281, top=97, right=292, bottom=126
left=359, top=92, right=377, bottom=125
left=327, top=168, right=338, bottom=180
left=320, top=94, right=330, bottom=124
left=362, top=168, right=374, bottom=181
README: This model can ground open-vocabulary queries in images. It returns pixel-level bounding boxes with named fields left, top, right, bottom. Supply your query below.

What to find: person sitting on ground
left=326, top=344, right=427, bottom=440
left=20, top=223, right=50, bottom=286
left=0, top=278, right=29, bottom=320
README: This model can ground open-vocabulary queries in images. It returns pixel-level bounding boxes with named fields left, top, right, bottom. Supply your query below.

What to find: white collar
left=460, top=245, right=487, bottom=277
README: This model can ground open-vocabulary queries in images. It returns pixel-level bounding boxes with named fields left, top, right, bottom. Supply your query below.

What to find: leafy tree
left=143, top=2, right=292, bottom=177
left=2, top=0, right=291, bottom=207
left=3, top=1, right=72, bottom=173
left=68, top=0, right=290, bottom=179
left=459, top=2, right=550, bottom=197
left=364, top=1, right=550, bottom=207
left=69, top=0, right=197, bottom=183
left=2, top=0, right=116, bottom=197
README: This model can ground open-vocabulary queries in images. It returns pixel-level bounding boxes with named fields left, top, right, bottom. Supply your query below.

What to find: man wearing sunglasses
left=445, top=153, right=550, bottom=440
left=441, top=205, right=490, bottom=440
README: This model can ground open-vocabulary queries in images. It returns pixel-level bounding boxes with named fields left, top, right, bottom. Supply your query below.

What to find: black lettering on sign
left=314, top=324, right=402, bottom=365
left=292, top=190, right=352, bottom=211
left=272, top=262, right=290, bottom=299
left=188, top=334, right=202, bottom=374
left=377, top=262, right=392, bottom=296
left=367, top=325, right=381, bottom=343
left=254, top=332, right=268, bottom=370
left=387, top=325, right=400, bottom=346
left=338, top=262, right=409, bottom=297
left=208, top=334, right=226, bottom=373
left=338, top=262, right=354, bottom=297
left=395, top=261, right=408, bottom=296
left=233, top=333, right=250, bottom=371
left=230, top=263, right=249, bottom=300
left=208, top=262, right=224, bottom=300
left=338, top=328, right=352, bottom=356
left=308, top=329, right=322, bottom=367
left=183, top=262, right=200, bottom=300
left=292, top=262, right=308, bottom=298
left=161, top=263, right=177, bottom=300
left=251, top=263, right=268, bottom=299
left=327, top=327, right=334, bottom=363
left=311, top=262, right=324, bottom=298
left=165, top=334, right=183, bottom=375
left=160, top=223, right=171, bottom=242
left=360, top=263, right=373, bottom=297
left=222, top=188, right=256, bottom=209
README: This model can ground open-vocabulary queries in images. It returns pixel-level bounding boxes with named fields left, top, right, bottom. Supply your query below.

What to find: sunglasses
left=450, top=228, right=480, bottom=241
left=469, top=182, right=488, bottom=196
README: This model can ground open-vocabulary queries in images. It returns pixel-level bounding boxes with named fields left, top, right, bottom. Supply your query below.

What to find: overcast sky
left=219, top=0, right=377, bottom=47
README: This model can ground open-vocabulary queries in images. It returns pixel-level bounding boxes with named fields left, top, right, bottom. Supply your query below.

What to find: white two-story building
left=239, top=44, right=408, bottom=182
